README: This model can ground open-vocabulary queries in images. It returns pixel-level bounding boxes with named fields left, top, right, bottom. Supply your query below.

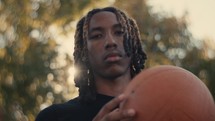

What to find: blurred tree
left=181, top=39, right=215, bottom=99
left=114, top=0, right=192, bottom=67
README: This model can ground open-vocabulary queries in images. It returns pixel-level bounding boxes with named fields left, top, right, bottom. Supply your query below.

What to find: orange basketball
left=120, top=65, right=215, bottom=121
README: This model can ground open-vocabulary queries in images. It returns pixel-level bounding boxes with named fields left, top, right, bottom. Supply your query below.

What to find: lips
left=104, top=52, right=122, bottom=62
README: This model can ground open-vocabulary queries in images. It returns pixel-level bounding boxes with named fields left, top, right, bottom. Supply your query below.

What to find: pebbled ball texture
left=120, top=65, right=215, bottom=121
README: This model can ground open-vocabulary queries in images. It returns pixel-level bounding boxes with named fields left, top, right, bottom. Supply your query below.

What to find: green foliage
left=181, top=40, right=215, bottom=98
left=0, top=0, right=95, bottom=120
left=114, top=0, right=192, bottom=66
left=0, top=40, right=59, bottom=121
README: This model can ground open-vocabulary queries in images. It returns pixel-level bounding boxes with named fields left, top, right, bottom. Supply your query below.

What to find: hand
left=93, top=94, right=136, bottom=121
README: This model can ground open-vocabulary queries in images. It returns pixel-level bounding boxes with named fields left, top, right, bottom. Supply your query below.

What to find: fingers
left=102, top=94, right=125, bottom=112
left=120, top=109, right=136, bottom=121
left=93, top=94, right=136, bottom=121
left=105, top=108, right=135, bottom=121
left=93, top=94, right=126, bottom=120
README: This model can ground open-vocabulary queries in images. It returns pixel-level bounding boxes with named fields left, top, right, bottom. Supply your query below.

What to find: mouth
left=104, top=52, right=122, bottom=62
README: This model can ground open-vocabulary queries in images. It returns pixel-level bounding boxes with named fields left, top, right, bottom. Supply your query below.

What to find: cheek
left=87, top=42, right=104, bottom=60
left=87, top=41, right=104, bottom=53
left=117, top=38, right=125, bottom=49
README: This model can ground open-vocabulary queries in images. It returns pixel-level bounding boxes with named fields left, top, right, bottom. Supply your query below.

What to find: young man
left=36, top=7, right=147, bottom=121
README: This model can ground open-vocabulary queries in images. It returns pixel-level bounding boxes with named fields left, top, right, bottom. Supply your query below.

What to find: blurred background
left=0, top=0, right=214, bottom=120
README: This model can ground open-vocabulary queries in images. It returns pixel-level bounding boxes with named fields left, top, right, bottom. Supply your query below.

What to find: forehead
left=89, top=11, right=119, bottom=29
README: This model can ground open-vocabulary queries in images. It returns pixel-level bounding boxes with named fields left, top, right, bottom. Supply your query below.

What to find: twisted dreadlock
left=73, top=7, right=147, bottom=103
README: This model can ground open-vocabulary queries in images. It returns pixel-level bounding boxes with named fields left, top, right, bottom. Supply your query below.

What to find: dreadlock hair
left=73, top=6, right=147, bottom=104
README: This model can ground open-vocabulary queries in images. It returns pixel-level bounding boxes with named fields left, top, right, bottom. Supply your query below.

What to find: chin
left=104, top=68, right=130, bottom=79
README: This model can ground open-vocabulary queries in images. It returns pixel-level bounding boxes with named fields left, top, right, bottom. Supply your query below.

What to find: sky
left=148, top=0, right=215, bottom=41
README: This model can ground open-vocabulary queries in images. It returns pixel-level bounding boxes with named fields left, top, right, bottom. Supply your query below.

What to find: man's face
left=87, top=11, right=131, bottom=80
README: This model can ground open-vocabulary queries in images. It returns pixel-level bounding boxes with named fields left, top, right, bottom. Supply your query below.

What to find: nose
left=104, top=32, right=117, bottom=50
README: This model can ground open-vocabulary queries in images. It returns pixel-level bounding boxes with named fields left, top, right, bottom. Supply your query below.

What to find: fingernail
left=118, top=94, right=125, bottom=100
left=127, top=109, right=135, bottom=116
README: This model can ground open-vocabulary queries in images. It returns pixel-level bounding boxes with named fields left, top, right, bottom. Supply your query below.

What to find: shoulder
left=35, top=97, right=80, bottom=121
left=35, top=104, right=58, bottom=121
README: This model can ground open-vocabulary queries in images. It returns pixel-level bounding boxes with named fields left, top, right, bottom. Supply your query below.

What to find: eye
left=115, top=30, right=124, bottom=36
left=89, top=34, right=103, bottom=40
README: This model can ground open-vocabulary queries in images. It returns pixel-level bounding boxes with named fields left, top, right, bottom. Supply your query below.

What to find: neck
left=95, top=73, right=131, bottom=97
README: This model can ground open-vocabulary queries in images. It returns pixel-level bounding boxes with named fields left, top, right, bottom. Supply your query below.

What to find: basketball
left=120, top=65, right=215, bottom=121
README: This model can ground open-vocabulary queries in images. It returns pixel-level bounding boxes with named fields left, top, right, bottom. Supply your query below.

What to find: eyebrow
left=113, top=24, right=122, bottom=29
left=89, top=23, right=122, bottom=33
left=89, top=27, right=103, bottom=33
